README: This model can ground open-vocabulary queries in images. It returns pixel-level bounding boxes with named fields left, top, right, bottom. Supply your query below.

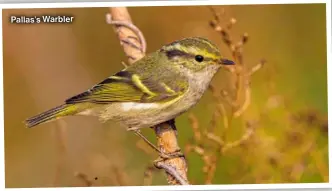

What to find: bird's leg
left=133, top=125, right=184, bottom=160
left=133, top=129, right=163, bottom=155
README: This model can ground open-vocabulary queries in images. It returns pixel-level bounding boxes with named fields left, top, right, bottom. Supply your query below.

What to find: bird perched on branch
left=25, top=37, right=234, bottom=154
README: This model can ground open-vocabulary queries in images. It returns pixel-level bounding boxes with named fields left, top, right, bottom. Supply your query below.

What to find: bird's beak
left=219, top=58, right=235, bottom=65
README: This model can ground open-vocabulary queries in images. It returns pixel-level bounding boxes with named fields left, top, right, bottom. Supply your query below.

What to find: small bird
left=25, top=37, right=234, bottom=132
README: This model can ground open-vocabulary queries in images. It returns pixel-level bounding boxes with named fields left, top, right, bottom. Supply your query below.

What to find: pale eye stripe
left=201, top=49, right=219, bottom=60
left=131, top=74, right=156, bottom=96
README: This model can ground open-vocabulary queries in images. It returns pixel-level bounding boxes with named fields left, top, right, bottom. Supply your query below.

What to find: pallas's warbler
left=25, top=37, right=234, bottom=130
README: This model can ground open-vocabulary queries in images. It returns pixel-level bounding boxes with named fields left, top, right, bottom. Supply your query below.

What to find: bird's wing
left=65, top=70, right=188, bottom=104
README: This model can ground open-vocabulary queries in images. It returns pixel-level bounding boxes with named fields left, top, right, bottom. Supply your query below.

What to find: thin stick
left=106, top=13, right=147, bottom=53
left=233, top=81, right=251, bottom=118
left=107, top=7, right=145, bottom=64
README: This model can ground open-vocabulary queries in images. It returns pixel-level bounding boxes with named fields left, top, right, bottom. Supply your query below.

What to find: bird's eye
left=195, top=55, right=204, bottom=62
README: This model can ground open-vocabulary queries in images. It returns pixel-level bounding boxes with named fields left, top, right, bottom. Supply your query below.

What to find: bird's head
left=160, top=37, right=235, bottom=74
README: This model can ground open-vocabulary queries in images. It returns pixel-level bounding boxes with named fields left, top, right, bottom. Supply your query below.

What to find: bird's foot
left=158, top=149, right=184, bottom=160
left=153, top=150, right=185, bottom=169
left=132, top=129, right=184, bottom=160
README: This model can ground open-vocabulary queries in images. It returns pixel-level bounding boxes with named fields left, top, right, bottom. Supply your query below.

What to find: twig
left=154, top=121, right=189, bottom=185
left=205, top=131, right=224, bottom=145
left=233, top=81, right=251, bottom=118
left=217, top=103, right=229, bottom=130
left=106, top=13, right=147, bottom=53
left=206, top=121, right=256, bottom=151
left=184, top=8, right=263, bottom=184
left=233, top=60, right=266, bottom=117
left=220, top=89, right=235, bottom=107
left=107, top=7, right=188, bottom=185
left=246, top=59, right=266, bottom=77
left=221, top=121, right=257, bottom=153
left=208, top=7, right=265, bottom=118
left=204, top=155, right=217, bottom=184
left=107, top=7, right=146, bottom=64
left=188, top=113, right=201, bottom=141
left=154, top=162, right=189, bottom=185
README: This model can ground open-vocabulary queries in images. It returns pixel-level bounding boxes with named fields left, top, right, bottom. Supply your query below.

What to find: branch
left=220, top=121, right=257, bottom=153
left=209, top=7, right=265, bottom=118
left=106, top=8, right=145, bottom=64
left=154, top=162, right=189, bottom=185
left=233, top=59, right=266, bottom=117
left=107, top=7, right=188, bottom=185
left=188, top=113, right=201, bottom=142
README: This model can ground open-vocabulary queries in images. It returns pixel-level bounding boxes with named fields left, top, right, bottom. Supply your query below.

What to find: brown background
left=3, top=4, right=328, bottom=187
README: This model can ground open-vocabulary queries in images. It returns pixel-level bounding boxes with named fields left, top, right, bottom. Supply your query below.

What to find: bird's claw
left=153, top=149, right=185, bottom=168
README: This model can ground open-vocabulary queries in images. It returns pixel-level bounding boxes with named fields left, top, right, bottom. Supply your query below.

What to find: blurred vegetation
left=3, top=4, right=328, bottom=188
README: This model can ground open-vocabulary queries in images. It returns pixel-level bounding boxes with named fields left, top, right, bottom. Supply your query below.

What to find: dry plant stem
left=155, top=161, right=189, bottom=185
left=204, top=155, right=217, bottom=184
left=188, top=113, right=201, bottom=141
left=220, top=121, right=256, bottom=153
left=218, top=103, right=229, bottom=130
left=190, top=8, right=262, bottom=183
left=233, top=81, right=251, bottom=118
left=209, top=7, right=265, bottom=119
left=233, top=60, right=266, bottom=118
left=154, top=121, right=189, bottom=185
left=108, top=7, right=188, bottom=185
left=204, top=121, right=256, bottom=183
left=108, top=8, right=146, bottom=64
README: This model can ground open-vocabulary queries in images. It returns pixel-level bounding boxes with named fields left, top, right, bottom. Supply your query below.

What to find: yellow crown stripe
left=172, top=42, right=219, bottom=60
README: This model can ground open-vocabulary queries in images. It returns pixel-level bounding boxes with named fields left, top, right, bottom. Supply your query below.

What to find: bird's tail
left=25, top=104, right=79, bottom=128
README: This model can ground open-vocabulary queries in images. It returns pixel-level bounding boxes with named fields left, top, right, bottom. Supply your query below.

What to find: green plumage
left=25, top=104, right=79, bottom=128
left=65, top=51, right=189, bottom=104
left=25, top=51, right=188, bottom=128
left=25, top=37, right=234, bottom=129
